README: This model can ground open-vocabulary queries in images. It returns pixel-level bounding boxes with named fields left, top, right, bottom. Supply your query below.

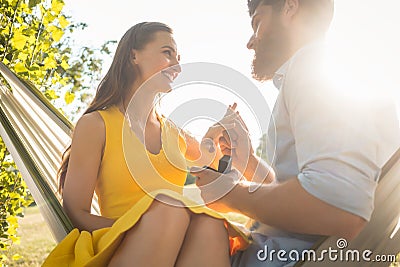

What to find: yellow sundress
left=42, top=106, right=248, bottom=267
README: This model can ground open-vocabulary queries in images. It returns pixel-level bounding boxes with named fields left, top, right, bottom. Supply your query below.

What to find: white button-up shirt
left=267, top=41, right=400, bottom=223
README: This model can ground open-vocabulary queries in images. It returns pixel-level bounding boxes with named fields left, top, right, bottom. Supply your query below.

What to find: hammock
left=0, top=62, right=399, bottom=264
left=0, top=62, right=99, bottom=243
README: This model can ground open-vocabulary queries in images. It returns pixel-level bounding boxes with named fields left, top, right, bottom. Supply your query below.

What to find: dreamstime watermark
left=257, top=238, right=396, bottom=263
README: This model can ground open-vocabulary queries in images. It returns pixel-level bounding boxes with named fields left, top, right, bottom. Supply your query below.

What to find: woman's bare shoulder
left=75, top=111, right=104, bottom=131
left=72, top=111, right=105, bottom=143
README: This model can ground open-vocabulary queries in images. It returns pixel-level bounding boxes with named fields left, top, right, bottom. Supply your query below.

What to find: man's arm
left=192, top=116, right=368, bottom=240
left=241, top=153, right=275, bottom=184
left=229, top=177, right=366, bottom=240
left=192, top=166, right=366, bottom=240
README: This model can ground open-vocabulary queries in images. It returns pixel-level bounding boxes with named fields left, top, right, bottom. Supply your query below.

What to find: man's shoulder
left=279, top=43, right=329, bottom=106
left=287, top=42, right=327, bottom=79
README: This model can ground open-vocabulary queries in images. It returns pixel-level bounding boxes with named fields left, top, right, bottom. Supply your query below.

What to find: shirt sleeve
left=282, top=50, right=389, bottom=221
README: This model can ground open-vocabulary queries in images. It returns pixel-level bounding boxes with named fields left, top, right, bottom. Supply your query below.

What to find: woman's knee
left=142, top=197, right=190, bottom=225
left=191, top=214, right=228, bottom=234
left=123, top=199, right=190, bottom=239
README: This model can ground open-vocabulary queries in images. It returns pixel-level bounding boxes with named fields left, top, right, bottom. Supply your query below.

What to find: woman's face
left=133, top=31, right=181, bottom=90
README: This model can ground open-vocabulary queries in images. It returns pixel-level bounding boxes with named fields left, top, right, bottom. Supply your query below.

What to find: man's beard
left=251, top=28, right=290, bottom=82
left=251, top=53, right=276, bottom=82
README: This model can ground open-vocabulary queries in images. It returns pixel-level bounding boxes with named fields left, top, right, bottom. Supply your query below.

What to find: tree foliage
left=256, top=133, right=268, bottom=162
left=0, top=0, right=114, bottom=262
left=0, top=137, right=34, bottom=263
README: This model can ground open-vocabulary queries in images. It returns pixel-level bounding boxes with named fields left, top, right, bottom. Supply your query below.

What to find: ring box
left=218, top=155, right=232, bottom=173
left=204, top=155, right=232, bottom=174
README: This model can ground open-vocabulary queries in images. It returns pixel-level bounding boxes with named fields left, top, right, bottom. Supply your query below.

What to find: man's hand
left=190, top=166, right=242, bottom=213
left=219, top=112, right=254, bottom=175
left=201, top=102, right=255, bottom=174
left=201, top=103, right=239, bottom=153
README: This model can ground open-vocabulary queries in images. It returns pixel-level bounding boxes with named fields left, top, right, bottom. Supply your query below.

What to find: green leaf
left=0, top=254, right=8, bottom=262
left=60, top=60, right=69, bottom=70
left=45, top=89, right=58, bottom=100
left=43, top=56, right=57, bottom=69
left=17, top=53, right=28, bottom=62
left=6, top=225, right=16, bottom=236
left=52, top=27, right=64, bottom=42
left=11, top=31, right=29, bottom=50
left=20, top=3, right=32, bottom=14
left=28, top=0, right=41, bottom=8
left=1, top=25, right=10, bottom=36
left=51, top=0, right=64, bottom=15
left=12, top=253, right=22, bottom=261
left=43, top=10, right=57, bottom=26
left=64, top=91, right=75, bottom=104
left=59, top=15, right=69, bottom=28
left=14, top=207, right=23, bottom=214
left=28, top=34, right=36, bottom=45
left=14, top=62, right=27, bottom=73
left=47, top=25, right=64, bottom=42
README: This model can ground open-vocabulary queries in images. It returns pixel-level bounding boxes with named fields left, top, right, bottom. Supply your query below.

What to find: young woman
left=43, top=22, right=247, bottom=267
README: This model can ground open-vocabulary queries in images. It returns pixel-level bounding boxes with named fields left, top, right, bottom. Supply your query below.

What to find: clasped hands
left=190, top=103, right=254, bottom=212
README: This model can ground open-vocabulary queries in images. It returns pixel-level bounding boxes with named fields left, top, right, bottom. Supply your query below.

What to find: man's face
left=247, top=4, right=291, bottom=81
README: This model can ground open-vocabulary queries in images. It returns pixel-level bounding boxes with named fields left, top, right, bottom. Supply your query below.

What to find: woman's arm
left=62, top=112, right=115, bottom=232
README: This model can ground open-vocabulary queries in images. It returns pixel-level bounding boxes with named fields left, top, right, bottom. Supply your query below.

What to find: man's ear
left=282, top=0, right=299, bottom=24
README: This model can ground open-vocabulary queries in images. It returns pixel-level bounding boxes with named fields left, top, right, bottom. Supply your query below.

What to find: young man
left=192, top=0, right=400, bottom=266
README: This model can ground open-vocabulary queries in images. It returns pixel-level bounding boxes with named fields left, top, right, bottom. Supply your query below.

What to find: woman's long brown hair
left=58, top=22, right=173, bottom=194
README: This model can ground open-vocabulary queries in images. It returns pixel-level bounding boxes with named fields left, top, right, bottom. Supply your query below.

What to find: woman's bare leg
left=108, top=198, right=190, bottom=267
left=175, top=214, right=231, bottom=267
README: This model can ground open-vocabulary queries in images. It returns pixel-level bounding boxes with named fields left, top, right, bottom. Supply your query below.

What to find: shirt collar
left=273, top=61, right=289, bottom=89
left=272, top=39, right=325, bottom=90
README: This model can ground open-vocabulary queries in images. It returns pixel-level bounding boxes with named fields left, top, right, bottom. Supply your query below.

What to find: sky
left=63, top=0, right=400, bottom=147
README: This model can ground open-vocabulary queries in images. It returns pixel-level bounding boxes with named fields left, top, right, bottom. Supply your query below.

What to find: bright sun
left=325, top=0, right=400, bottom=102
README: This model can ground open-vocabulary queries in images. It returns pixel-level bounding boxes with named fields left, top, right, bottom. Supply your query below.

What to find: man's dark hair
left=247, top=0, right=334, bottom=33
left=248, top=0, right=284, bottom=16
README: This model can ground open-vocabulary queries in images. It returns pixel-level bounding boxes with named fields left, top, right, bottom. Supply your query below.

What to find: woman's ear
left=130, top=49, right=138, bottom=65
